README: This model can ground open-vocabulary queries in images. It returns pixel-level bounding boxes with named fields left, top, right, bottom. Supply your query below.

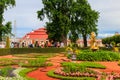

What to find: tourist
left=60, top=42, right=64, bottom=48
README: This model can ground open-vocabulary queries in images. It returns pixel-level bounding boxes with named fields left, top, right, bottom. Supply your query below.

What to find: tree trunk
left=83, top=34, right=87, bottom=47
left=62, top=35, right=67, bottom=46
left=0, top=32, right=2, bottom=41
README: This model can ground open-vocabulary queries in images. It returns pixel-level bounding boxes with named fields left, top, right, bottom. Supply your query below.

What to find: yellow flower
left=75, top=49, right=79, bottom=54
left=66, top=47, right=73, bottom=51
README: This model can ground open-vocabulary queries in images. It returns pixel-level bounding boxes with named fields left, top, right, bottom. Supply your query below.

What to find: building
left=20, top=27, right=103, bottom=47
left=20, top=27, right=48, bottom=47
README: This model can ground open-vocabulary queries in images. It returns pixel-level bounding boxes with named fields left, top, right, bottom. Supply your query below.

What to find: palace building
left=20, top=27, right=48, bottom=46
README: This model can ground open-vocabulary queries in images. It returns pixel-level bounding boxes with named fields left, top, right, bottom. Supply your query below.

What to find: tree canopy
left=37, top=0, right=99, bottom=47
left=102, top=34, right=120, bottom=46
left=0, top=0, right=16, bottom=41
left=70, top=0, right=99, bottom=47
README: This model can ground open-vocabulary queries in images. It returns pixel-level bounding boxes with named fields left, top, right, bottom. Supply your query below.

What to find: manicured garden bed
left=68, top=50, right=120, bottom=61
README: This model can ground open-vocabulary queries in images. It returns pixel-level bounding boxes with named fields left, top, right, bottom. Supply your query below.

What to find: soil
left=98, top=62, right=120, bottom=73
left=1, top=54, right=120, bottom=80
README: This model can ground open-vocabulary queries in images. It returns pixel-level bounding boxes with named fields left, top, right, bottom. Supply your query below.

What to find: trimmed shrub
left=76, top=50, right=120, bottom=61
left=79, top=62, right=106, bottom=69
left=0, top=48, right=65, bottom=56
left=0, top=48, right=11, bottom=55
left=62, top=62, right=87, bottom=73
left=10, top=48, right=65, bottom=54
left=20, top=57, right=47, bottom=67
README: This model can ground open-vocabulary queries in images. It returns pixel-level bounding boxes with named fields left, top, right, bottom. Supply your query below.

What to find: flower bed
left=47, top=70, right=96, bottom=80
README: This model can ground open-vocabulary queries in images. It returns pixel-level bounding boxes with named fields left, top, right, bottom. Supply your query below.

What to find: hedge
left=0, top=48, right=65, bottom=56
left=0, top=48, right=11, bottom=56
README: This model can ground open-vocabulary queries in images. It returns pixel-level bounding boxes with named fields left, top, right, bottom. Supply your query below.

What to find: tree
left=37, top=0, right=73, bottom=45
left=38, top=0, right=99, bottom=47
left=0, top=0, right=16, bottom=41
left=70, top=0, right=99, bottom=47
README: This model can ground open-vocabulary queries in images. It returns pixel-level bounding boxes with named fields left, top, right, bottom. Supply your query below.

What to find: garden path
left=27, top=54, right=70, bottom=80
left=97, top=62, right=120, bottom=73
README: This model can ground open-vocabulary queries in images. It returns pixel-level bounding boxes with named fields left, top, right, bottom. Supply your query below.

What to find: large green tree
left=70, top=0, right=99, bottom=47
left=0, top=0, right=15, bottom=41
left=38, top=0, right=99, bottom=47
left=37, top=0, right=74, bottom=45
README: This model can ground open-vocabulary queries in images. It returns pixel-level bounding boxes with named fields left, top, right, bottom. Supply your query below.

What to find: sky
left=4, top=0, right=120, bottom=38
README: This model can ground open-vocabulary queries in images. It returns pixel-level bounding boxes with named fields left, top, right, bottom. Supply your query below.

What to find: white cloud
left=3, top=0, right=47, bottom=37
left=3, top=0, right=120, bottom=38
left=98, top=33, right=114, bottom=38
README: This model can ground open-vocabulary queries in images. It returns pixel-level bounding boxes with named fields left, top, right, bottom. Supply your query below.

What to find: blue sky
left=4, top=0, right=120, bottom=38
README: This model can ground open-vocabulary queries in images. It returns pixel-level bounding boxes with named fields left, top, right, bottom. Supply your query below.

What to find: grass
left=62, top=62, right=106, bottom=69
left=0, top=53, right=55, bottom=67
left=13, top=53, right=57, bottom=58
left=0, top=58, right=16, bottom=66
left=19, top=68, right=36, bottom=80
left=79, top=61, right=106, bottom=69
left=20, top=57, right=47, bottom=67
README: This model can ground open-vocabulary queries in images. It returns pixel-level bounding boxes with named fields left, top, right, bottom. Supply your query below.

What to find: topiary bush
left=10, top=48, right=65, bottom=54
left=0, top=48, right=65, bottom=56
left=0, top=48, right=11, bottom=55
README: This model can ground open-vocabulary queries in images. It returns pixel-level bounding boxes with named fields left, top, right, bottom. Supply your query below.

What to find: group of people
left=10, top=41, right=65, bottom=48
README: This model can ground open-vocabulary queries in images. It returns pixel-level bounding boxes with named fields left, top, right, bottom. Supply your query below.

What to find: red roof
left=22, top=28, right=48, bottom=40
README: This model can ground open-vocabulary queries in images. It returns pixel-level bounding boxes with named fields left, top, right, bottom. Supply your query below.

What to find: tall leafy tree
left=38, top=0, right=99, bottom=47
left=0, top=0, right=15, bottom=41
left=70, top=0, right=99, bottom=47
left=37, top=0, right=73, bottom=45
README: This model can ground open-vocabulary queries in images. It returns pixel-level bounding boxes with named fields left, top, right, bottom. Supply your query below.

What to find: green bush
left=61, top=62, right=87, bottom=73
left=61, top=62, right=106, bottom=73
left=102, top=35, right=120, bottom=45
left=0, top=48, right=11, bottom=55
left=79, top=62, right=106, bottom=69
left=20, top=58, right=47, bottom=67
left=100, top=47, right=113, bottom=51
left=11, top=48, right=65, bottom=54
left=76, top=50, right=120, bottom=61
left=0, top=48, right=65, bottom=56
left=0, top=66, right=14, bottom=77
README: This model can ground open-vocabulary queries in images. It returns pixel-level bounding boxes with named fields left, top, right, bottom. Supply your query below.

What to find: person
left=48, top=41, right=51, bottom=47
left=60, top=42, right=64, bottom=48
left=10, top=42, right=14, bottom=48
left=22, top=42, right=25, bottom=48
left=56, top=42, right=60, bottom=48
left=35, top=41, right=39, bottom=47
left=29, top=43, right=33, bottom=48
left=41, top=41, right=45, bottom=48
